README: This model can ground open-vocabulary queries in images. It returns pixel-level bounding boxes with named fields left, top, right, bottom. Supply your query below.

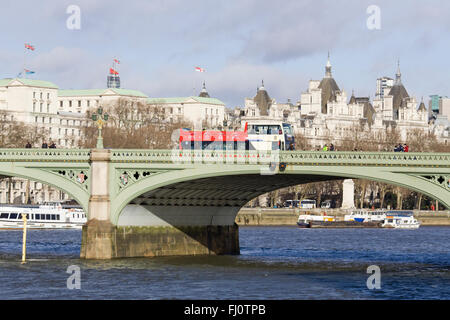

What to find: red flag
left=195, top=66, right=205, bottom=72
left=25, top=43, right=35, bottom=51
left=109, top=68, right=119, bottom=75
left=113, top=59, right=120, bottom=64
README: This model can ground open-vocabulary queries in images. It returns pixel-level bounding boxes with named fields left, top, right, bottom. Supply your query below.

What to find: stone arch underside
left=0, top=164, right=90, bottom=213
left=113, top=166, right=450, bottom=226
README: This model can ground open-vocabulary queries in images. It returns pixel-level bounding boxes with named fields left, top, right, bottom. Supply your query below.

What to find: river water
left=0, top=226, right=448, bottom=300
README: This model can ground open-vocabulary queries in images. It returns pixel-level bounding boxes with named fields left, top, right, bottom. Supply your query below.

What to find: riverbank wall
left=235, top=208, right=450, bottom=226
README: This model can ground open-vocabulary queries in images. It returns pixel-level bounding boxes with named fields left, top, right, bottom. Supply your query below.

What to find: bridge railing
left=0, top=149, right=91, bottom=162
left=109, top=149, right=450, bottom=167
left=0, top=148, right=448, bottom=167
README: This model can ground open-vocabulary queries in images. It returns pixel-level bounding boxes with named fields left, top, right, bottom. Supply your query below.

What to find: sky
left=1, top=0, right=449, bottom=108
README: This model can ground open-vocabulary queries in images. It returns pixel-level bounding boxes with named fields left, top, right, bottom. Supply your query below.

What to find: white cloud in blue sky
left=1, top=0, right=449, bottom=106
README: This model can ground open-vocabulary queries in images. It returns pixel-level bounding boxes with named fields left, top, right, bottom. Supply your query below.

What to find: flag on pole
left=24, top=69, right=35, bottom=75
left=109, top=68, right=119, bottom=75
left=195, top=66, right=205, bottom=72
left=25, top=43, right=35, bottom=51
left=113, top=59, right=120, bottom=64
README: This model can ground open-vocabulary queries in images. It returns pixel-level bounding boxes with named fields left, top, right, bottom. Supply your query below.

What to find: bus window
left=251, top=125, right=281, bottom=135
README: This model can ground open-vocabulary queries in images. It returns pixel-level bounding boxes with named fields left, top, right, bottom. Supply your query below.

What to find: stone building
left=0, top=77, right=226, bottom=203
left=147, top=82, right=226, bottom=129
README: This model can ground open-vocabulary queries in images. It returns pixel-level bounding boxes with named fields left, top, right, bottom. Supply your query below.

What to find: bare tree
left=77, top=98, right=191, bottom=149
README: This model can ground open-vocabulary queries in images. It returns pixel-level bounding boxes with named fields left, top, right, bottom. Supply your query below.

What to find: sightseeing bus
left=178, top=120, right=295, bottom=151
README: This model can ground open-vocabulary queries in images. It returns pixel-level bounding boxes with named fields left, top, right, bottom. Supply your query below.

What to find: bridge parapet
left=0, top=148, right=91, bottom=162
left=109, top=149, right=450, bottom=167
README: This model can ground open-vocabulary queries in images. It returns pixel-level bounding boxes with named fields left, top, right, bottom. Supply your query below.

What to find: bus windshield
left=248, top=124, right=282, bottom=135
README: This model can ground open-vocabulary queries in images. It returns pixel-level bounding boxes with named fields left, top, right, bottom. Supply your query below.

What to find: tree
left=77, top=98, right=191, bottom=149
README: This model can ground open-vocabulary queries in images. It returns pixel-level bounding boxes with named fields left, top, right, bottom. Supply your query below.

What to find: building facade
left=235, top=56, right=447, bottom=149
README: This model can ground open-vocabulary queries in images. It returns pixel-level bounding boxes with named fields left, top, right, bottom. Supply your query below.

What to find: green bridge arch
left=0, top=149, right=91, bottom=214
left=110, top=163, right=450, bottom=225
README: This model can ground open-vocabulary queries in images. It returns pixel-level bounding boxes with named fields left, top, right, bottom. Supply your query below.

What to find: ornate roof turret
left=199, top=81, right=210, bottom=98
left=318, top=53, right=340, bottom=113
left=418, top=97, right=427, bottom=112
left=388, top=60, right=409, bottom=112
left=253, top=80, right=271, bottom=116
left=349, top=89, right=356, bottom=104
left=325, top=52, right=332, bottom=78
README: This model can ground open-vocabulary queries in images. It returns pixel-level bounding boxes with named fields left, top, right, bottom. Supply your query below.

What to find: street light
left=91, top=107, right=109, bottom=149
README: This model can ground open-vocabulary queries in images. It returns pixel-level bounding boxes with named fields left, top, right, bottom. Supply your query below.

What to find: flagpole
left=23, top=44, right=26, bottom=79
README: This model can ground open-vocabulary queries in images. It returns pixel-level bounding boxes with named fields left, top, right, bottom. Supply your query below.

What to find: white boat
left=345, top=209, right=420, bottom=229
left=344, top=209, right=387, bottom=223
left=0, top=202, right=86, bottom=230
left=381, top=215, right=420, bottom=229
left=297, top=214, right=335, bottom=227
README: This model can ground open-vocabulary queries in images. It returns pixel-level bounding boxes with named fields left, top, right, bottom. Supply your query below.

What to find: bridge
left=0, top=148, right=449, bottom=259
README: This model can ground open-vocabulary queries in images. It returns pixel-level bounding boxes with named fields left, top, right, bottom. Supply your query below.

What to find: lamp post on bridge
left=91, top=106, right=109, bottom=149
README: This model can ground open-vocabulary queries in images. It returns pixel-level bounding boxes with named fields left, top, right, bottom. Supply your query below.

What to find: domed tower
left=318, top=53, right=340, bottom=114
left=388, top=61, right=409, bottom=119
left=198, top=81, right=210, bottom=98
left=253, top=80, right=272, bottom=116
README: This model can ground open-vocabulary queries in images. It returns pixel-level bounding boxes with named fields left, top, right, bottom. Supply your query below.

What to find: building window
left=69, top=101, right=72, bottom=107
left=40, top=103, right=43, bottom=112
left=47, top=103, right=50, bottom=113
left=47, top=93, right=50, bottom=100
left=60, top=101, right=63, bottom=108
left=33, top=102, right=36, bottom=112
left=33, top=92, right=36, bottom=99
left=78, top=100, right=81, bottom=107
left=87, top=100, right=90, bottom=107
left=40, top=92, right=43, bottom=100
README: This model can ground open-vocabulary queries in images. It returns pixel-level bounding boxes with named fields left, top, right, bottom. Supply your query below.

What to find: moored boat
left=297, top=214, right=335, bottom=228
left=381, top=215, right=420, bottom=229
left=0, top=202, right=86, bottom=230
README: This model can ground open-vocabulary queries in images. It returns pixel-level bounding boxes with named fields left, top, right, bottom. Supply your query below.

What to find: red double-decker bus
left=178, top=120, right=295, bottom=151
left=179, top=123, right=249, bottom=150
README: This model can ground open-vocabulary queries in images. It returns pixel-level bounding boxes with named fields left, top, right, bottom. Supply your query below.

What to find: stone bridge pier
left=80, top=149, right=241, bottom=259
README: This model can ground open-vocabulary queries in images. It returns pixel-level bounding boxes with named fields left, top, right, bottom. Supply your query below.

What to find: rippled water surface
left=0, top=226, right=449, bottom=299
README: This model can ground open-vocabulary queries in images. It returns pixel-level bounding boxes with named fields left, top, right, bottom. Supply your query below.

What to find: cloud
left=1, top=0, right=450, bottom=107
